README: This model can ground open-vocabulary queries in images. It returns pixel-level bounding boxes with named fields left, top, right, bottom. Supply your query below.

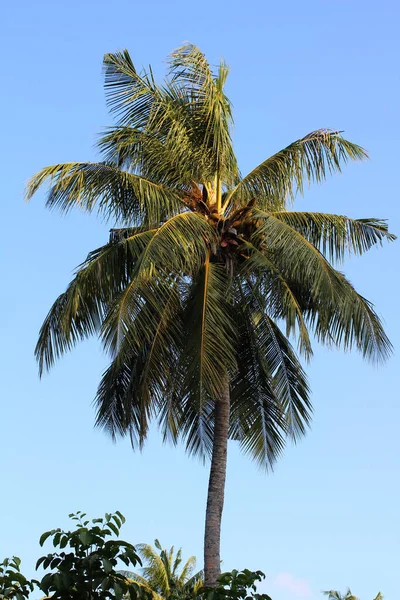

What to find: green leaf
left=39, top=531, right=53, bottom=547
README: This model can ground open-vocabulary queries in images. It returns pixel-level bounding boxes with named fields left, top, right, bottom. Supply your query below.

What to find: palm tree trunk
left=204, top=377, right=230, bottom=586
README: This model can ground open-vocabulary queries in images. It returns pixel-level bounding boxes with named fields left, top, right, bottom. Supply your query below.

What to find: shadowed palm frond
left=35, top=229, right=157, bottom=375
left=251, top=209, right=392, bottom=362
left=177, top=257, right=237, bottom=459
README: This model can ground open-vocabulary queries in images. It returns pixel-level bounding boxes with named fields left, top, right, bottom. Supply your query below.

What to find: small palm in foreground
left=324, top=590, right=383, bottom=600
left=121, top=539, right=203, bottom=600
left=27, top=44, right=395, bottom=585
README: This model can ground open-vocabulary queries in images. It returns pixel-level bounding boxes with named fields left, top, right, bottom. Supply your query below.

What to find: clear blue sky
left=1, top=1, right=399, bottom=599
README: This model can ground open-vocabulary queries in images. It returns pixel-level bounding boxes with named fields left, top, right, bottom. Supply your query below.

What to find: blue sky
left=1, top=1, right=399, bottom=599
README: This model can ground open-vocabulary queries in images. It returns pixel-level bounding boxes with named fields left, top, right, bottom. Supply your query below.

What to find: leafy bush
left=0, top=557, right=33, bottom=600
left=197, top=569, right=272, bottom=600
left=33, top=511, right=146, bottom=600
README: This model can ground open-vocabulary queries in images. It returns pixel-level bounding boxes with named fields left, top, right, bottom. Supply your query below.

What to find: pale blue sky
left=1, top=1, right=399, bottom=599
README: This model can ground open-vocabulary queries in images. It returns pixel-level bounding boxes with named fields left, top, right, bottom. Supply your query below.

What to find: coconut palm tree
left=324, top=590, right=383, bottom=600
left=26, top=44, right=395, bottom=586
left=121, top=539, right=202, bottom=600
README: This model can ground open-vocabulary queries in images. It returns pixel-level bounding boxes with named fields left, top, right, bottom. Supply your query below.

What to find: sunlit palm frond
left=100, top=212, right=214, bottom=358
left=121, top=541, right=202, bottom=600
left=167, top=43, right=238, bottom=188
left=177, top=556, right=197, bottom=585
left=269, top=211, right=396, bottom=263
left=103, top=50, right=160, bottom=127
left=26, top=162, right=182, bottom=225
left=226, top=130, right=367, bottom=211
left=98, top=126, right=196, bottom=190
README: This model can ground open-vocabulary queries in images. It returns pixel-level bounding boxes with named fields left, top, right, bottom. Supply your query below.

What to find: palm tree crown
left=121, top=539, right=202, bottom=600
left=324, top=590, right=383, bottom=600
left=26, top=44, right=395, bottom=585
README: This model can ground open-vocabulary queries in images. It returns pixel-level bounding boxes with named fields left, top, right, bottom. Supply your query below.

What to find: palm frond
left=177, top=556, right=197, bottom=584
left=26, top=162, right=182, bottom=225
left=95, top=274, right=182, bottom=443
left=251, top=209, right=392, bottom=362
left=230, top=285, right=287, bottom=468
left=225, top=130, right=367, bottom=211
left=35, top=229, right=157, bottom=375
left=178, top=256, right=237, bottom=459
left=103, top=50, right=160, bottom=127
left=101, top=212, right=214, bottom=358
left=269, top=211, right=396, bottom=263
left=232, top=280, right=312, bottom=449
left=167, top=43, right=238, bottom=186
left=239, top=239, right=313, bottom=357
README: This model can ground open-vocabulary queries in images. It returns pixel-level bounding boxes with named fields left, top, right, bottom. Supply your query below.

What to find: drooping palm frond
left=250, top=209, right=392, bottom=362
left=176, top=257, right=237, bottom=459
left=35, top=228, right=157, bottom=375
left=224, top=130, right=368, bottom=211
left=229, top=285, right=286, bottom=468
left=100, top=212, right=214, bottom=358
left=238, top=240, right=313, bottom=357
left=95, top=273, right=182, bottom=444
left=229, top=278, right=312, bottom=467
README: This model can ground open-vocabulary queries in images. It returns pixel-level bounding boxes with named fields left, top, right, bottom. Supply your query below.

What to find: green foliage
left=0, top=557, right=33, bottom=600
left=33, top=511, right=146, bottom=600
left=121, top=539, right=203, bottom=600
left=197, top=570, right=272, bottom=600
left=323, top=590, right=383, bottom=600
left=26, top=43, right=395, bottom=472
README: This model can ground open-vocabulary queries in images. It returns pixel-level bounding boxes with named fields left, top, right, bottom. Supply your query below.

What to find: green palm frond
left=103, top=50, right=160, bottom=127
left=251, top=209, right=392, bottom=362
left=25, top=162, right=182, bottom=225
left=230, top=286, right=286, bottom=468
left=121, top=541, right=202, bottom=600
left=98, top=127, right=196, bottom=190
left=225, top=130, right=367, bottom=211
left=268, top=211, right=396, bottom=262
left=323, top=590, right=359, bottom=600
left=35, top=229, right=157, bottom=375
left=95, top=275, right=182, bottom=443
left=177, top=257, right=237, bottom=459
left=101, top=212, right=214, bottom=358
left=231, top=279, right=311, bottom=455
left=177, top=556, right=197, bottom=585
left=239, top=240, right=313, bottom=357
left=167, top=43, right=238, bottom=189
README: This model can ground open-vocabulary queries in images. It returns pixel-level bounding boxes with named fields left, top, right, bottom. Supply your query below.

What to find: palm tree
left=26, top=44, right=395, bottom=586
left=121, top=539, right=202, bottom=600
left=324, top=590, right=383, bottom=600
left=324, top=591, right=359, bottom=600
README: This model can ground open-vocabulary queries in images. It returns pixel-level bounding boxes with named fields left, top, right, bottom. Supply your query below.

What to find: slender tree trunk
left=204, top=377, right=230, bottom=586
